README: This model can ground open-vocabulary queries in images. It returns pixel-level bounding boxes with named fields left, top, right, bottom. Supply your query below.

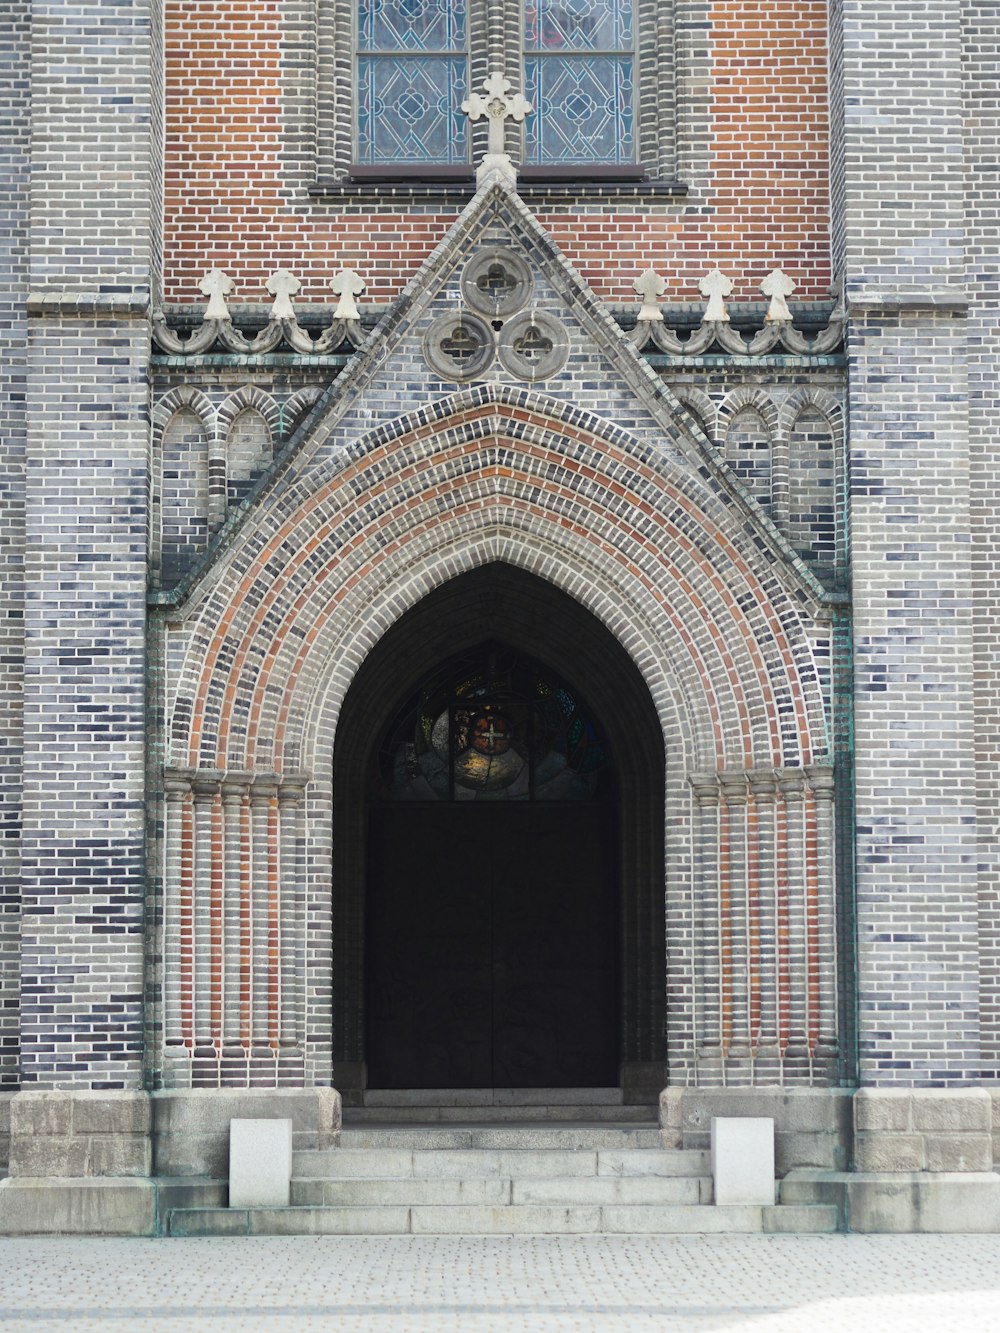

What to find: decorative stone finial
left=266, top=269, right=300, bottom=321
left=199, top=269, right=235, bottom=321
left=634, top=268, right=666, bottom=322
left=699, top=268, right=732, bottom=323
left=330, top=269, right=366, bottom=322
left=761, top=268, right=795, bottom=323
left=462, top=72, right=532, bottom=188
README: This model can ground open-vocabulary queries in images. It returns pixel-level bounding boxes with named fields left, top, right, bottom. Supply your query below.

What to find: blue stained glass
left=523, top=55, right=634, bottom=164
left=357, top=56, right=470, bottom=164
left=359, top=0, right=467, bottom=52
left=525, top=0, right=633, bottom=52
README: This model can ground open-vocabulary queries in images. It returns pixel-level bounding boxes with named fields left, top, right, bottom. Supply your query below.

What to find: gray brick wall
left=0, top=1, right=28, bottom=1090
left=18, top=1, right=161, bottom=1089
left=833, top=3, right=977, bottom=1082
left=965, top=3, right=1000, bottom=1070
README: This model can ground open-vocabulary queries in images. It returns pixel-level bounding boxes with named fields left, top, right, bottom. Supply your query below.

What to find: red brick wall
left=163, top=1, right=832, bottom=306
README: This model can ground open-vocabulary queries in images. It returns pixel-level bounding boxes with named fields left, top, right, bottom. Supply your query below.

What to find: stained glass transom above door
left=375, top=643, right=610, bottom=802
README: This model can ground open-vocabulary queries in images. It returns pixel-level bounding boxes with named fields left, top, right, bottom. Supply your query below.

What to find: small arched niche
left=724, top=408, right=773, bottom=516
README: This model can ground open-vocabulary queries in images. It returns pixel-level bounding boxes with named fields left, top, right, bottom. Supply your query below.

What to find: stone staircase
left=162, top=1090, right=839, bottom=1236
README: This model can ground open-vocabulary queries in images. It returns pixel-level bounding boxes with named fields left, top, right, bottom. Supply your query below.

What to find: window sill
left=308, top=176, right=688, bottom=203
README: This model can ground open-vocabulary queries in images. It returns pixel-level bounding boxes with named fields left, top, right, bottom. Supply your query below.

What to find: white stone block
left=711, top=1117, right=775, bottom=1206
left=229, top=1119, right=292, bottom=1208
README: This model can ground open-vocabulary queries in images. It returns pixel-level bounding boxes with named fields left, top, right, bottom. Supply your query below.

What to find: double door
left=366, top=803, right=618, bottom=1089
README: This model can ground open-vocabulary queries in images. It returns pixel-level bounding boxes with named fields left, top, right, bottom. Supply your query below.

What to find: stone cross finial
left=266, top=269, right=301, bottom=321
left=330, top=269, right=366, bottom=321
left=462, top=72, right=532, bottom=186
left=199, top=269, right=235, bottom=321
left=462, top=72, right=531, bottom=156
left=699, top=268, right=733, bottom=323
left=634, top=268, right=667, bottom=322
left=761, top=268, right=796, bottom=323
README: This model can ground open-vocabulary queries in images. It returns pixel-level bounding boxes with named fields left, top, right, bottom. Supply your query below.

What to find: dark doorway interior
left=367, top=804, right=617, bottom=1088
left=331, top=564, right=666, bottom=1102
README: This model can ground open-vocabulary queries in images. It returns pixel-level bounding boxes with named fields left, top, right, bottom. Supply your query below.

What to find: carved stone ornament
left=461, top=248, right=534, bottom=319
left=700, top=268, right=733, bottom=323
left=423, top=311, right=496, bottom=381
left=152, top=268, right=368, bottom=357
left=498, top=309, right=569, bottom=382
left=634, top=268, right=667, bottom=322
left=462, top=72, right=532, bottom=188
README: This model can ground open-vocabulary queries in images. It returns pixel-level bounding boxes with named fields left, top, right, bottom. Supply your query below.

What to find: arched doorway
left=332, top=564, right=666, bottom=1099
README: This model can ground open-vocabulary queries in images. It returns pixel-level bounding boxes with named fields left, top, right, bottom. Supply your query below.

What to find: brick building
left=0, top=1, right=997, bottom=1234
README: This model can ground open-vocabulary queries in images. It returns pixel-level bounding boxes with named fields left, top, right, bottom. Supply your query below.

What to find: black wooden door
left=366, top=804, right=617, bottom=1089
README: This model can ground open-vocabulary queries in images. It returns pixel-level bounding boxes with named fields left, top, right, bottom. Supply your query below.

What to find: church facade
left=0, top=1, right=998, bottom=1233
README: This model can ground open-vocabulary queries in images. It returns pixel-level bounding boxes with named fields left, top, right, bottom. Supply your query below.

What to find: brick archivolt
left=157, top=391, right=837, bottom=1087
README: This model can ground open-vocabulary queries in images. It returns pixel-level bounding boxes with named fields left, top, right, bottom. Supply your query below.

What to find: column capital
left=221, top=770, right=253, bottom=802
left=748, top=769, right=777, bottom=802
left=806, top=762, right=836, bottom=801
left=719, top=770, right=749, bottom=804
left=190, top=771, right=224, bottom=801
left=250, top=776, right=280, bottom=806
left=164, top=770, right=194, bottom=801
left=776, top=766, right=807, bottom=800
left=688, top=772, right=720, bottom=806
left=278, top=775, right=309, bottom=806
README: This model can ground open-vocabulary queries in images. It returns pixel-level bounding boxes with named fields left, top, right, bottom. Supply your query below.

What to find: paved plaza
left=0, top=1234, right=999, bottom=1331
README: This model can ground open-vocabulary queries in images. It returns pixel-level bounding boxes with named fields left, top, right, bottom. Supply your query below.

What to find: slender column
left=770, top=431, right=791, bottom=534
left=163, top=774, right=192, bottom=1047
left=690, top=774, right=722, bottom=1070
left=720, top=772, right=750, bottom=1061
left=748, top=771, right=780, bottom=1064
left=221, top=774, right=250, bottom=1048
left=191, top=775, right=221, bottom=1049
left=207, top=438, right=226, bottom=532
left=239, top=786, right=253, bottom=1046
left=278, top=779, right=307, bottom=1045
left=778, top=768, right=809, bottom=1063
left=807, top=763, right=839, bottom=1060
left=267, top=790, right=281, bottom=1046
left=250, top=778, right=278, bottom=1050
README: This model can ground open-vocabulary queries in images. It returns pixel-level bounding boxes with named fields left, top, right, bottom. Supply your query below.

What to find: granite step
left=167, top=1201, right=840, bottom=1237
left=344, top=1104, right=656, bottom=1124
left=293, top=1146, right=708, bottom=1179
left=289, top=1174, right=710, bottom=1207
left=360, top=1087, right=627, bottom=1107
left=335, top=1124, right=663, bottom=1151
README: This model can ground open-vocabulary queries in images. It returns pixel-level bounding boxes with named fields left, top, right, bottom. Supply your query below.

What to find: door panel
left=367, top=804, right=617, bottom=1089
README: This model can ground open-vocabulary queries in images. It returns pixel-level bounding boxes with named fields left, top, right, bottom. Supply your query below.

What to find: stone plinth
left=711, top=1117, right=775, bottom=1205
left=229, top=1118, right=292, bottom=1208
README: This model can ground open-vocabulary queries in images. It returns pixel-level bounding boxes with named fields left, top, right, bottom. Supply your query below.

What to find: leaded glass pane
left=358, top=0, right=467, bottom=52
left=523, top=55, right=634, bottom=164
left=524, top=0, right=633, bottom=52
left=357, top=56, right=469, bottom=165
left=376, top=645, right=609, bottom=803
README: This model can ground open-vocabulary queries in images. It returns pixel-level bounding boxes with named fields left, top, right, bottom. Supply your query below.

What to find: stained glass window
left=356, top=0, right=470, bottom=166
left=523, top=0, right=636, bottom=165
left=376, top=644, right=610, bottom=802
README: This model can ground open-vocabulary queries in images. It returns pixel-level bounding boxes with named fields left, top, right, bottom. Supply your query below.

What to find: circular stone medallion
left=497, top=310, right=570, bottom=382
left=423, top=311, right=495, bottom=381
left=461, top=248, right=534, bottom=319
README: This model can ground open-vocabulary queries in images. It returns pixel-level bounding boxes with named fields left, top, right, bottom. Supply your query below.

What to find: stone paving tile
left=0, top=1235, right=999, bottom=1332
